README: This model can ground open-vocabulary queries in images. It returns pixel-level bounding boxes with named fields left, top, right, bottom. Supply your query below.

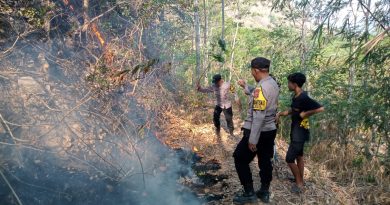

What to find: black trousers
left=233, top=128, right=277, bottom=189
left=213, top=106, right=234, bottom=132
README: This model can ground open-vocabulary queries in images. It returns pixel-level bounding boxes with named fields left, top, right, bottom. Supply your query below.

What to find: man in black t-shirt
left=276, top=72, right=324, bottom=193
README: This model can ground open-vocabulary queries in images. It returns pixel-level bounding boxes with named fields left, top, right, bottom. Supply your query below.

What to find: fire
left=62, top=0, right=74, bottom=10
left=91, top=23, right=105, bottom=46
left=193, top=146, right=199, bottom=152
left=62, top=0, right=103, bottom=46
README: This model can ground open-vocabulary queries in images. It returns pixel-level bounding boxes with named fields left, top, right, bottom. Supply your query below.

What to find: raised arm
left=237, top=79, right=255, bottom=95
left=197, top=84, right=214, bottom=93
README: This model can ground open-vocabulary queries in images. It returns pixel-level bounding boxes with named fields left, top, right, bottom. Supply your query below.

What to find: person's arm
left=248, top=109, right=266, bottom=151
left=276, top=109, right=292, bottom=123
left=248, top=84, right=269, bottom=151
left=300, top=106, right=324, bottom=118
left=197, top=84, right=213, bottom=93
left=300, top=96, right=324, bottom=118
left=237, top=80, right=255, bottom=95
left=244, top=85, right=255, bottom=95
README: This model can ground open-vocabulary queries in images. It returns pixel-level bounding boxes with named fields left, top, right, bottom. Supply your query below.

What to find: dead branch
left=0, top=167, right=23, bottom=205
left=36, top=90, right=95, bottom=139
left=0, top=141, right=117, bottom=181
left=64, top=120, right=126, bottom=176
left=5, top=169, right=72, bottom=198
left=81, top=5, right=120, bottom=32
left=0, top=113, right=29, bottom=142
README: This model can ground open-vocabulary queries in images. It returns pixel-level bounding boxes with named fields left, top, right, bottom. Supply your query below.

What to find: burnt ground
left=157, top=105, right=359, bottom=205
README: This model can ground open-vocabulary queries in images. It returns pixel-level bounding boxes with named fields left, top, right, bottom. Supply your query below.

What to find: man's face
left=287, top=81, right=295, bottom=91
left=251, top=68, right=260, bottom=82
left=216, top=79, right=224, bottom=87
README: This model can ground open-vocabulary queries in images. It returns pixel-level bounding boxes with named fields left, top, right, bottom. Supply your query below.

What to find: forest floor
left=157, top=100, right=358, bottom=205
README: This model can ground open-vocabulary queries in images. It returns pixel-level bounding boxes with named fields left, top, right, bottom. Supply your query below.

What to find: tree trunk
left=203, top=0, right=209, bottom=85
left=363, top=0, right=371, bottom=88
left=229, top=0, right=240, bottom=81
left=300, top=7, right=307, bottom=72
left=348, top=0, right=357, bottom=102
left=221, top=0, right=225, bottom=41
left=194, top=0, right=201, bottom=87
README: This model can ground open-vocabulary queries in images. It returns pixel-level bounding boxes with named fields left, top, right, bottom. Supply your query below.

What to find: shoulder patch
left=230, top=84, right=235, bottom=93
left=253, top=87, right=267, bottom=111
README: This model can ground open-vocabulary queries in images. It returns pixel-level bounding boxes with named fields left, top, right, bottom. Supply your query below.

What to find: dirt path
left=157, top=106, right=357, bottom=205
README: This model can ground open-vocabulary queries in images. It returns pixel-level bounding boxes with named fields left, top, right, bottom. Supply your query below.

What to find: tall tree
left=203, top=0, right=209, bottom=85
left=221, top=0, right=225, bottom=41
left=194, top=0, right=201, bottom=86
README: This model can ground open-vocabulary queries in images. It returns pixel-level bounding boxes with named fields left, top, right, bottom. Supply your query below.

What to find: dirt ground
left=157, top=104, right=358, bottom=205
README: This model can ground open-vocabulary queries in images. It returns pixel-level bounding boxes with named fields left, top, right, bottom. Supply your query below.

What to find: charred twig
left=0, top=142, right=117, bottom=181
left=0, top=112, right=26, bottom=167
left=36, top=90, right=95, bottom=139
left=64, top=120, right=125, bottom=176
left=112, top=59, right=159, bottom=77
left=116, top=116, right=146, bottom=188
left=5, top=169, right=72, bottom=198
left=0, top=167, right=23, bottom=205
left=78, top=109, right=146, bottom=181
left=81, top=5, right=121, bottom=32
left=0, top=113, right=29, bottom=143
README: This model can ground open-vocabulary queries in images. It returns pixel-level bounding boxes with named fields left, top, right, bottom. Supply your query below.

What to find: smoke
left=0, top=1, right=201, bottom=204
left=0, top=41, right=201, bottom=205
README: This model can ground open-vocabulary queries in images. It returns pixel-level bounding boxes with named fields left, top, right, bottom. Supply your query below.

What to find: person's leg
left=223, top=107, right=234, bottom=135
left=213, top=106, right=223, bottom=135
left=257, top=130, right=276, bottom=189
left=233, top=129, right=257, bottom=203
left=297, top=156, right=304, bottom=183
left=256, top=130, right=276, bottom=203
left=286, top=142, right=305, bottom=192
left=233, top=129, right=256, bottom=188
left=288, top=163, right=303, bottom=186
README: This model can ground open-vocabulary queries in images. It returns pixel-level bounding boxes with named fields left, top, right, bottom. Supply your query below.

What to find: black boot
left=256, top=184, right=270, bottom=203
left=229, top=129, right=234, bottom=137
left=233, top=184, right=257, bottom=204
left=215, top=128, right=221, bottom=136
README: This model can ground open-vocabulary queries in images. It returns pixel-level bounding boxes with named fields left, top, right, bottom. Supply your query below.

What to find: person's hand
left=196, top=83, right=201, bottom=91
left=237, top=79, right=246, bottom=88
left=248, top=143, right=257, bottom=152
left=275, top=112, right=281, bottom=124
left=300, top=111, right=306, bottom=119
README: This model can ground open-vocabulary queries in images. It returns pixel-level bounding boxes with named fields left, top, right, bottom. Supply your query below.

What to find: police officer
left=197, top=74, right=235, bottom=136
left=233, top=57, right=279, bottom=204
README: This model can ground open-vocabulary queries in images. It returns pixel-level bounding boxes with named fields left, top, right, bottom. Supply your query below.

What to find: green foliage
left=352, top=155, right=364, bottom=167
left=211, top=53, right=225, bottom=63
left=218, top=38, right=227, bottom=52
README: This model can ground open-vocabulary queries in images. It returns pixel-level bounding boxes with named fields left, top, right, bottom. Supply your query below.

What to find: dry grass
left=309, top=141, right=390, bottom=205
left=155, top=93, right=388, bottom=204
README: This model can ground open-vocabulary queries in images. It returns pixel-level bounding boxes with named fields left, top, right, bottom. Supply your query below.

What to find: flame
left=62, top=0, right=74, bottom=10
left=91, top=23, right=105, bottom=46
left=193, top=146, right=199, bottom=152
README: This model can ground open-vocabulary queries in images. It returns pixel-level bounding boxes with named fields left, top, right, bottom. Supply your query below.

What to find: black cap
left=212, top=74, right=222, bottom=84
left=251, top=57, right=270, bottom=70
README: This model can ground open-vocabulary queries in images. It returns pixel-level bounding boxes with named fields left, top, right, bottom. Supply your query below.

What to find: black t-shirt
left=290, top=91, right=322, bottom=142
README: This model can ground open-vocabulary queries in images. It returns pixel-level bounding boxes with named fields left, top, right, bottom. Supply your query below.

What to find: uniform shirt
left=290, top=91, right=322, bottom=142
left=243, top=85, right=255, bottom=130
left=246, top=76, right=280, bottom=145
left=198, top=81, right=233, bottom=109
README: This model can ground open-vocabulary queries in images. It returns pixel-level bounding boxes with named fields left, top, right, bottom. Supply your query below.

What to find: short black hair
left=251, top=57, right=270, bottom=70
left=287, top=72, right=306, bottom=87
left=212, top=74, right=222, bottom=84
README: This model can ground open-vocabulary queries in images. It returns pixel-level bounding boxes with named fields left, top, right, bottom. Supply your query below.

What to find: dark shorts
left=285, top=142, right=305, bottom=163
